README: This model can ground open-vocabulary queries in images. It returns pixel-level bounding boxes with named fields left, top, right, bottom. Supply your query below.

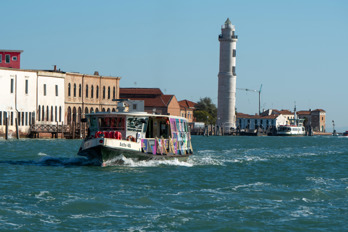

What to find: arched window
left=91, top=85, right=94, bottom=98
left=46, top=106, right=49, bottom=121
left=68, top=83, right=71, bottom=97
left=113, top=87, right=116, bottom=99
left=112, top=108, right=116, bottom=112
left=107, top=108, right=110, bottom=112
left=95, top=108, right=99, bottom=113
left=59, top=106, right=62, bottom=122
left=96, top=86, right=99, bottom=99
left=74, top=84, right=76, bottom=97
left=38, top=106, right=41, bottom=121
left=90, top=107, right=94, bottom=113
left=67, top=107, right=71, bottom=124
left=78, top=107, right=82, bottom=123
left=85, top=107, right=89, bottom=115
left=73, top=107, right=77, bottom=123
left=86, top=85, right=88, bottom=98
left=55, top=106, right=57, bottom=122
left=102, top=108, right=105, bottom=112
left=103, top=86, right=105, bottom=99
left=79, top=84, right=82, bottom=97
left=42, top=106, right=45, bottom=121
left=108, top=87, right=110, bottom=99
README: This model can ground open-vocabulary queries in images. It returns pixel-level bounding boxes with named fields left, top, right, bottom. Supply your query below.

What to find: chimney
left=94, top=71, right=99, bottom=75
left=53, top=65, right=57, bottom=71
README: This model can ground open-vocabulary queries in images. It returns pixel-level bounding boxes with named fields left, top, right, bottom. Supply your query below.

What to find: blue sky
left=2, top=0, right=347, bottom=131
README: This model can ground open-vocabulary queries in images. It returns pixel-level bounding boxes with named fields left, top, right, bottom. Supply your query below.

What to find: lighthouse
left=217, top=18, right=238, bottom=131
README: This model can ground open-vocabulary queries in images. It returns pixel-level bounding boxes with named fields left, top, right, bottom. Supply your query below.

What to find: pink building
left=0, top=50, right=23, bottom=69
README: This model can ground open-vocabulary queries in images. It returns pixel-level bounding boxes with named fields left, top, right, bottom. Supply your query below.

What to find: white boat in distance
left=77, top=102, right=193, bottom=165
left=277, top=107, right=305, bottom=136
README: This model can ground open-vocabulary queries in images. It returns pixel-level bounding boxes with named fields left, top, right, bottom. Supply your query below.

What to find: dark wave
left=0, top=156, right=101, bottom=167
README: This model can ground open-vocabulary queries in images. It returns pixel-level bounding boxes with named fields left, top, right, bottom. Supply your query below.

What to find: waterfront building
left=0, top=68, right=37, bottom=136
left=37, top=70, right=65, bottom=125
left=261, top=109, right=294, bottom=125
left=217, top=18, right=238, bottom=131
left=297, top=109, right=326, bottom=132
left=120, top=88, right=181, bottom=116
left=64, top=72, right=121, bottom=126
left=236, top=113, right=287, bottom=131
left=0, top=50, right=23, bottom=69
left=179, top=99, right=196, bottom=123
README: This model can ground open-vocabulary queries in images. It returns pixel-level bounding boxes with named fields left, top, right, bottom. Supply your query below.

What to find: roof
left=120, top=88, right=163, bottom=96
left=0, top=49, right=23, bottom=53
left=179, top=99, right=196, bottom=109
left=236, top=113, right=278, bottom=119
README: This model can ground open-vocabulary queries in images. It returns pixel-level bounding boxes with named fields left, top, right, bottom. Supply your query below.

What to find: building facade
left=0, top=68, right=37, bottom=136
left=237, top=113, right=287, bottom=130
left=64, top=72, right=121, bottom=126
left=217, top=18, right=238, bottom=130
left=36, top=71, right=65, bottom=125
left=179, top=99, right=196, bottom=123
left=297, top=109, right=326, bottom=132
left=0, top=50, right=23, bottom=69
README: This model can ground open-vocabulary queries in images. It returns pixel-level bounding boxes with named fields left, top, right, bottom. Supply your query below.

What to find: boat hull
left=78, top=138, right=192, bottom=165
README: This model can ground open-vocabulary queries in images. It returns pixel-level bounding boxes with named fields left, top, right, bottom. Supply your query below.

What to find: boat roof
left=85, top=111, right=187, bottom=120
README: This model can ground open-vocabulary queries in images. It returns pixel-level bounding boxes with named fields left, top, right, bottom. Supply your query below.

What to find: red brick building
left=120, top=88, right=181, bottom=116
left=179, top=99, right=196, bottom=123
left=0, top=50, right=23, bottom=69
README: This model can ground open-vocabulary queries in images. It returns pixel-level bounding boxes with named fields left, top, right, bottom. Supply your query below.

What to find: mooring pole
left=15, top=118, right=19, bottom=139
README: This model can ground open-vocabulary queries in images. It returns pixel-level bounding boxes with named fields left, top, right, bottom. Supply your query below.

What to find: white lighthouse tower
left=217, top=18, right=238, bottom=131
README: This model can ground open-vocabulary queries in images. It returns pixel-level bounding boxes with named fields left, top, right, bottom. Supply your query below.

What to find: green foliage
left=194, top=97, right=217, bottom=124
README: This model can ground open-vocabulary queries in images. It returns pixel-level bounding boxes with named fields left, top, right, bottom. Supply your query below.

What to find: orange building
left=179, top=100, right=196, bottom=123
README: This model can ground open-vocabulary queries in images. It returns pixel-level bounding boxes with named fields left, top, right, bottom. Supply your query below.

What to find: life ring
left=114, top=131, right=122, bottom=140
left=127, top=135, right=136, bottom=142
left=95, top=131, right=103, bottom=138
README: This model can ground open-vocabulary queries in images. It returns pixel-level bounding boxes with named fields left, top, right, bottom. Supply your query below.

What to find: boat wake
left=102, top=155, right=193, bottom=167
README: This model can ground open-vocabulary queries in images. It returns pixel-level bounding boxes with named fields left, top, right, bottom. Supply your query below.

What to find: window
left=38, top=106, right=41, bottom=121
left=46, top=106, right=49, bottom=121
left=68, top=83, right=71, bottom=96
left=11, top=112, right=13, bottom=125
left=29, top=112, right=32, bottom=125
left=113, top=87, right=116, bottom=99
left=12, top=56, right=17, bottom=61
left=91, top=85, right=94, bottom=98
left=0, top=54, right=2, bottom=63
left=108, top=87, right=110, bottom=99
left=103, top=86, right=105, bottom=99
left=86, top=85, right=88, bottom=98
left=22, top=112, right=24, bottom=126
left=42, top=106, right=45, bottom=121
left=59, top=106, right=62, bottom=122
left=26, top=112, right=28, bottom=126
left=55, top=85, right=58, bottom=96
left=3, top=112, right=7, bottom=125
left=0, top=111, right=2, bottom=125
left=5, top=54, right=10, bottom=63
left=44, top=84, right=47, bottom=96
left=233, top=49, right=236, bottom=57
left=232, top=66, right=236, bottom=75
left=55, top=106, right=57, bottom=122
left=10, top=78, right=14, bottom=93
left=51, top=106, right=53, bottom=121
left=79, top=84, right=81, bottom=97
left=18, top=112, right=21, bottom=126
left=96, top=86, right=99, bottom=98
left=74, top=84, right=76, bottom=97
left=133, top=104, right=137, bottom=110
left=25, top=80, right=28, bottom=94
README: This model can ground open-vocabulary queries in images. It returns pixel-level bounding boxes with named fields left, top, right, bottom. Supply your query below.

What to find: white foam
left=102, top=155, right=193, bottom=167
left=38, top=152, right=48, bottom=156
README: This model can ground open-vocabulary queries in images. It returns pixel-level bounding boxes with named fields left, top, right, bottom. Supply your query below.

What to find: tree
left=194, top=97, right=217, bottom=124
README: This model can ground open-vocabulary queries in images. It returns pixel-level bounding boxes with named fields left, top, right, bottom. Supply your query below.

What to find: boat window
left=99, top=117, right=125, bottom=131
left=89, top=116, right=98, bottom=132
left=127, top=117, right=148, bottom=133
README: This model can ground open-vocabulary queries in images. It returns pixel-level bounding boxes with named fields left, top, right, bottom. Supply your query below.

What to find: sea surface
left=0, top=136, right=347, bottom=231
